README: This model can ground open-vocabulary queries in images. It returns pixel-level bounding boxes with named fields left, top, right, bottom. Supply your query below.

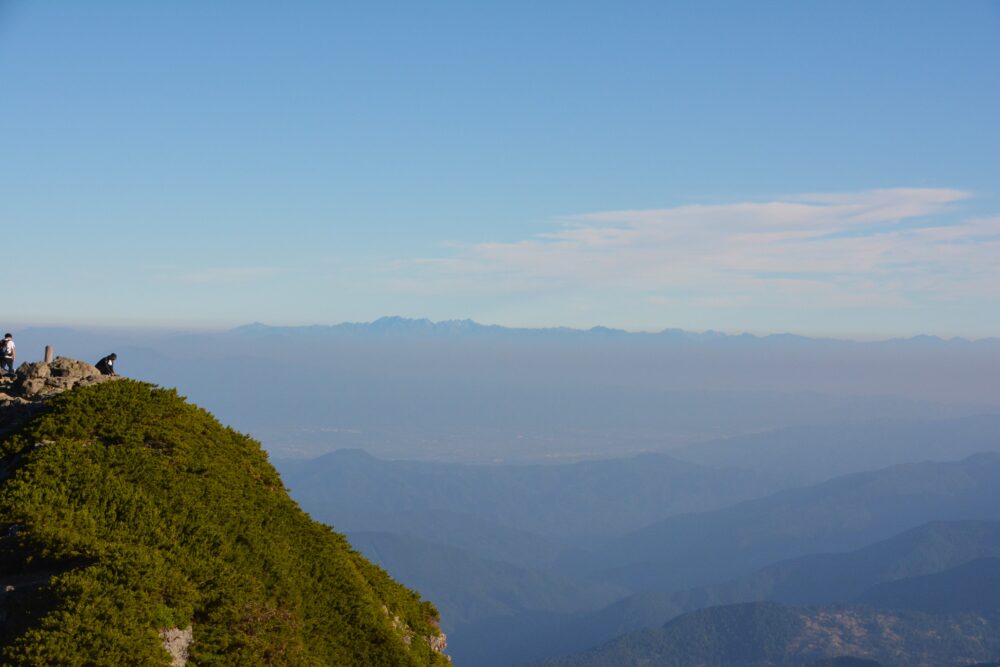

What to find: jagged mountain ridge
left=0, top=361, right=449, bottom=665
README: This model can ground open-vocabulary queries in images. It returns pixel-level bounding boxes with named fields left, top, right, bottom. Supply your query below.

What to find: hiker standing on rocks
left=95, top=353, right=118, bottom=376
left=0, top=333, right=15, bottom=377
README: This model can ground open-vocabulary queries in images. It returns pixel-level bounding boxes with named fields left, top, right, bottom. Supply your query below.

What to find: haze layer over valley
left=8, top=317, right=999, bottom=666
left=12, top=318, right=999, bottom=463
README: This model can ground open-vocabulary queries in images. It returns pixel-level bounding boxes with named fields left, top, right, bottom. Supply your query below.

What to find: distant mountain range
left=15, top=316, right=1000, bottom=347
left=229, top=316, right=1000, bottom=346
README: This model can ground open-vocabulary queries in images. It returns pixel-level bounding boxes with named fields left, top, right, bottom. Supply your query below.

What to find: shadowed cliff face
left=0, top=368, right=451, bottom=666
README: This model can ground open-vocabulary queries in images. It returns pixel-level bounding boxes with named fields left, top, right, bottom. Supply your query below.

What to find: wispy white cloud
left=390, top=188, right=996, bottom=308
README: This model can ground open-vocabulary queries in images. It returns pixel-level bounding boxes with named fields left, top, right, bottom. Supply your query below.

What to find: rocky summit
left=0, top=357, right=116, bottom=436
left=7, top=357, right=113, bottom=399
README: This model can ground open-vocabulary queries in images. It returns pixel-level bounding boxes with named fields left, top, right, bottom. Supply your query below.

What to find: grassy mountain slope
left=0, top=381, right=448, bottom=666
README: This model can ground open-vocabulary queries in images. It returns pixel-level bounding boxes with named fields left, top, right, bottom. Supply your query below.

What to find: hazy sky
left=2, top=1, right=998, bottom=337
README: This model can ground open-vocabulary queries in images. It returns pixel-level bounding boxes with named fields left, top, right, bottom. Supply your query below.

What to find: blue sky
left=1, top=1, right=998, bottom=337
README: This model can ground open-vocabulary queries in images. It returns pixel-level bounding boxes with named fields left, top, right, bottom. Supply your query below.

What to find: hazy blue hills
left=678, top=519, right=1000, bottom=609
left=277, top=443, right=1000, bottom=666
left=856, top=557, right=1000, bottom=613
left=442, top=520, right=1000, bottom=666
left=529, top=601, right=1000, bottom=667
left=345, top=531, right=625, bottom=667
left=564, top=454, right=1000, bottom=592
left=673, top=414, right=1000, bottom=483
left=346, top=529, right=627, bottom=667
left=275, top=443, right=1000, bottom=666
left=277, top=449, right=779, bottom=547
left=344, top=505, right=564, bottom=569
left=347, top=531, right=623, bottom=628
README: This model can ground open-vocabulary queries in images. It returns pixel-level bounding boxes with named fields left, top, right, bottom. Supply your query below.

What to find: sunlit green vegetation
left=0, top=381, right=449, bottom=666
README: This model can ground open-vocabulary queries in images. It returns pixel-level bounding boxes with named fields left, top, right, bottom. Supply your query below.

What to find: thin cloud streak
left=390, top=188, right=996, bottom=309
left=148, top=266, right=288, bottom=285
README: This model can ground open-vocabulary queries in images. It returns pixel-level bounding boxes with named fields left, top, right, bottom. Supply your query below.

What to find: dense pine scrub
left=0, top=380, right=449, bottom=666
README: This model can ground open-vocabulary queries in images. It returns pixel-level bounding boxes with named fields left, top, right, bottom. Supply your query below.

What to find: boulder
left=13, top=357, right=113, bottom=399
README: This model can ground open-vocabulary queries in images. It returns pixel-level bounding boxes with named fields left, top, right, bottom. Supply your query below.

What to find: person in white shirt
left=0, top=333, right=15, bottom=376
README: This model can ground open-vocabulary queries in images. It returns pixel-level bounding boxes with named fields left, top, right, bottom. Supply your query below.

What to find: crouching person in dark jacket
left=96, top=353, right=118, bottom=376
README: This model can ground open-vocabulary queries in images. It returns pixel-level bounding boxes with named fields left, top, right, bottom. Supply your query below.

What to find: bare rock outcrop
left=159, top=626, right=193, bottom=667
left=382, top=605, right=451, bottom=661
left=1, top=357, right=118, bottom=435
left=11, top=357, right=113, bottom=399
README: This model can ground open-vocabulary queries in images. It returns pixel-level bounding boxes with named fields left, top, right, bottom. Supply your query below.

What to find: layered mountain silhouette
left=434, top=520, right=1000, bottom=666
left=856, top=557, right=1000, bottom=613
left=564, top=453, right=1000, bottom=591
left=280, top=440, right=1000, bottom=667
left=404, top=521, right=1000, bottom=665
left=277, top=449, right=780, bottom=548
left=529, top=601, right=1000, bottom=667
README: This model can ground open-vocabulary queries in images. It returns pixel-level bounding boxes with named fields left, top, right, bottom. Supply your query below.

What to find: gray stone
left=12, top=357, right=114, bottom=399
left=158, top=626, right=193, bottom=667
left=1, top=357, right=120, bottom=437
